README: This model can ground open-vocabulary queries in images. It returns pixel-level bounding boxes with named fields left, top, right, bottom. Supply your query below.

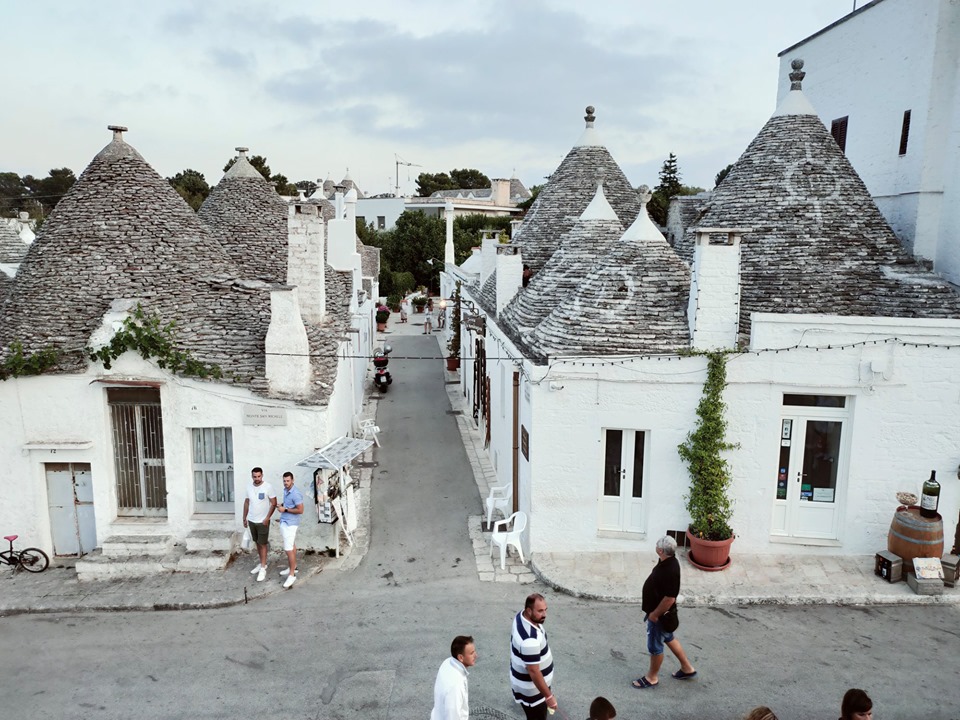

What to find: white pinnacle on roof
left=224, top=147, right=264, bottom=179
left=772, top=58, right=817, bottom=117
left=345, top=186, right=358, bottom=203
left=573, top=105, right=603, bottom=148
left=579, top=182, right=618, bottom=221
left=621, top=185, right=667, bottom=243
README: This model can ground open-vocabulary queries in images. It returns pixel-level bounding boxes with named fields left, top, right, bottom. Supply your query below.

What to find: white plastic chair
left=490, top=511, right=527, bottom=570
left=356, top=418, right=381, bottom=447
left=485, top=483, right=513, bottom=527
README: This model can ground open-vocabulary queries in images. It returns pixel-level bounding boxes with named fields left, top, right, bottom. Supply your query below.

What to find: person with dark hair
left=840, top=688, right=873, bottom=720
left=589, top=696, right=616, bottom=720
left=242, top=467, right=276, bottom=582
left=633, top=535, right=697, bottom=689
left=510, top=593, right=557, bottom=719
left=744, top=707, right=778, bottom=720
left=431, top=635, right=477, bottom=720
left=275, top=471, right=303, bottom=588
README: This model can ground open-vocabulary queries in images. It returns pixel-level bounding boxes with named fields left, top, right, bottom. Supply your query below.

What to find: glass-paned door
left=772, top=395, right=848, bottom=540
left=598, top=429, right=645, bottom=533
left=192, top=427, right=234, bottom=513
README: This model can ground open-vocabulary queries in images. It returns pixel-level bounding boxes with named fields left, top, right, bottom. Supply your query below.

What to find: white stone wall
left=0, top=350, right=357, bottom=556
left=777, top=0, right=960, bottom=282
left=482, top=312, right=960, bottom=557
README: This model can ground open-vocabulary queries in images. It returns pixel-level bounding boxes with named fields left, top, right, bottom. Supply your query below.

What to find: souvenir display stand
left=297, top=436, right=373, bottom=557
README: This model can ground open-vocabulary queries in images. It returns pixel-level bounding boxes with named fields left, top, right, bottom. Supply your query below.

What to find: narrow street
left=1, top=329, right=958, bottom=720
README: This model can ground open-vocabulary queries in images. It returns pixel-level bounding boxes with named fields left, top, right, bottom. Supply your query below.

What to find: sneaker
left=279, top=568, right=299, bottom=577
left=283, top=574, right=297, bottom=589
left=251, top=564, right=263, bottom=574
left=256, top=567, right=267, bottom=582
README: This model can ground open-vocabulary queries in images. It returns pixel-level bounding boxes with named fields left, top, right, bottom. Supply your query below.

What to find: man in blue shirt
left=275, top=471, right=304, bottom=588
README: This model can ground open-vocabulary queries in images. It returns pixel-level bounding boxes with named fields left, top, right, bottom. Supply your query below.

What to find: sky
left=2, top=0, right=859, bottom=197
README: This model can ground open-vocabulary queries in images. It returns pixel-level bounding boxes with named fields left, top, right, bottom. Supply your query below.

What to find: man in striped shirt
left=510, top=593, right=558, bottom=719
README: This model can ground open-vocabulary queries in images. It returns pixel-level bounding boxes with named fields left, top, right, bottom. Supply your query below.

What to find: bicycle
left=0, top=534, right=49, bottom=573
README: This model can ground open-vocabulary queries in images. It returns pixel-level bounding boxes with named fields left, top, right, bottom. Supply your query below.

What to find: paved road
left=1, top=333, right=959, bottom=720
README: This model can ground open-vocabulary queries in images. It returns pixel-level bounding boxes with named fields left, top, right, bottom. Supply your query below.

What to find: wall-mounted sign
left=520, top=425, right=529, bottom=461
left=242, top=405, right=287, bottom=426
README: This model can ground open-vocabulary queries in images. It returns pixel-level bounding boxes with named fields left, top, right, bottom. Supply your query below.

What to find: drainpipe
left=512, top=371, right=520, bottom=514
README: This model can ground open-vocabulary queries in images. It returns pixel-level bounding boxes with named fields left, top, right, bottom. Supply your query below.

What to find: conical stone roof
left=500, top=185, right=624, bottom=339
left=512, top=106, right=640, bottom=273
left=529, top=189, right=691, bottom=358
left=687, top=60, right=960, bottom=333
left=198, top=148, right=290, bottom=283
left=0, top=127, right=269, bottom=378
left=0, top=221, right=28, bottom=263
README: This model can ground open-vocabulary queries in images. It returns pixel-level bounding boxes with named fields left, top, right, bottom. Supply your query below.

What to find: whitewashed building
left=777, top=0, right=960, bottom=285
left=0, top=129, right=376, bottom=575
left=456, top=80, right=960, bottom=561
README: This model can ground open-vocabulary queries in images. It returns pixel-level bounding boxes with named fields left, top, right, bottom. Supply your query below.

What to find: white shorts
left=280, top=523, right=299, bottom=551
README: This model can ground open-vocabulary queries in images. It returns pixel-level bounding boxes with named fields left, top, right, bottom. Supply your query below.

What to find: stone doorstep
left=185, top=529, right=238, bottom=554
left=76, top=549, right=184, bottom=582
left=176, top=550, right=231, bottom=573
left=100, top=534, right=174, bottom=557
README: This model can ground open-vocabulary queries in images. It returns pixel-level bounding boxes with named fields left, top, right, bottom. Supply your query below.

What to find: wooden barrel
left=888, top=506, right=944, bottom=572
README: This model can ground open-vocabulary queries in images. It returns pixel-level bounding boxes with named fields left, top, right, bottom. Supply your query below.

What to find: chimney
left=495, top=245, right=523, bottom=313
left=265, top=287, right=312, bottom=396
left=480, top=230, right=499, bottom=285
left=688, top=228, right=746, bottom=350
left=287, top=201, right=326, bottom=323
left=491, top=178, right=511, bottom=206
left=444, top=200, right=455, bottom=265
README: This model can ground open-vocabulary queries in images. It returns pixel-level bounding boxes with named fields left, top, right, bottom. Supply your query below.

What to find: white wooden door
left=46, top=463, right=97, bottom=556
left=598, top=429, right=646, bottom=533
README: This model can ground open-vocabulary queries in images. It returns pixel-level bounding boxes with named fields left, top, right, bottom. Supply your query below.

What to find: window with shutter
left=899, top=110, right=911, bottom=155
left=830, top=116, right=849, bottom=153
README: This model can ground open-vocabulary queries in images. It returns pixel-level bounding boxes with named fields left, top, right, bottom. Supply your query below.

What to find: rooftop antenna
left=395, top=153, right=421, bottom=197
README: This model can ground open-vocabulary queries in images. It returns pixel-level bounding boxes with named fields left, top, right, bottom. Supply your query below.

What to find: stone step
left=76, top=548, right=184, bottom=581
left=100, top=534, right=174, bottom=558
left=176, top=550, right=231, bottom=573
left=185, top=529, right=237, bottom=554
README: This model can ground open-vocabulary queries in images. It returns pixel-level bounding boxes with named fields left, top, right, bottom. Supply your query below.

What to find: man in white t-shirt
left=510, top=593, right=557, bottom=719
left=431, top=635, right=477, bottom=720
left=242, top=467, right=277, bottom=582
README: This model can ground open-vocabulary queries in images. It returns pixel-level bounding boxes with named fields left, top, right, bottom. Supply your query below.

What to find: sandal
left=631, top=677, right=659, bottom=689
left=672, top=669, right=698, bottom=680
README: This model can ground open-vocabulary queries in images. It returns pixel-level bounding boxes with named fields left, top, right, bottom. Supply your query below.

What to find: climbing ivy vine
left=87, top=305, right=222, bottom=379
left=0, top=342, right=60, bottom=380
left=678, top=351, right=739, bottom=541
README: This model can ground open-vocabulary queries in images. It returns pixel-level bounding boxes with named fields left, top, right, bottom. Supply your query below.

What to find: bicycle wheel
left=18, top=548, right=49, bottom=573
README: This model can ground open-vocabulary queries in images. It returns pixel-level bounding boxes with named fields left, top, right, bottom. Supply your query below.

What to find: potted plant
left=677, top=351, right=737, bottom=571
left=386, top=294, right=402, bottom=313
left=446, top=282, right=462, bottom=371
left=412, top=296, right=427, bottom=313
left=375, top=304, right=390, bottom=331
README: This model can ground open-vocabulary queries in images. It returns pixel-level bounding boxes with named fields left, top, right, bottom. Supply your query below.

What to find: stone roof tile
left=0, top=222, right=27, bottom=263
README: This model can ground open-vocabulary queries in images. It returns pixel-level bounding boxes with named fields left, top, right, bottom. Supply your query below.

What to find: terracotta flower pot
left=686, top=529, right=734, bottom=571
left=376, top=322, right=386, bottom=331
left=446, top=356, right=460, bottom=371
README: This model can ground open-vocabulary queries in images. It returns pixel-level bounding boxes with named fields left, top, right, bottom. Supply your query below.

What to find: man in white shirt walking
left=242, top=467, right=276, bottom=582
left=431, top=635, right=477, bottom=720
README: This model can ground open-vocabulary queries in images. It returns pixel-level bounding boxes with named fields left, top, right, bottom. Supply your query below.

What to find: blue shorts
left=646, top=616, right=674, bottom=656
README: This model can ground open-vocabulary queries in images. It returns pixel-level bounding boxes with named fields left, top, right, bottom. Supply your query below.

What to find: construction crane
left=395, top=154, right=421, bottom=197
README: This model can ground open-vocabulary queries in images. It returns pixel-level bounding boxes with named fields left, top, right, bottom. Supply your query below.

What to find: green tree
left=647, top=153, right=684, bottom=226
left=453, top=213, right=513, bottom=265
left=449, top=168, right=490, bottom=190
left=295, top=180, right=318, bottom=197
left=714, top=163, right=734, bottom=188
left=415, top=172, right=456, bottom=197
left=167, top=169, right=210, bottom=211
left=21, top=167, right=76, bottom=217
left=0, top=172, right=27, bottom=216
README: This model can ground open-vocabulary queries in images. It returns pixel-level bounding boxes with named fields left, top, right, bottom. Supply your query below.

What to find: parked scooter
left=373, top=344, right=393, bottom=393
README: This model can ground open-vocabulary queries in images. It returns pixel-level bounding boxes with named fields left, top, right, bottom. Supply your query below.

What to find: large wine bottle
left=920, top=470, right=940, bottom=519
